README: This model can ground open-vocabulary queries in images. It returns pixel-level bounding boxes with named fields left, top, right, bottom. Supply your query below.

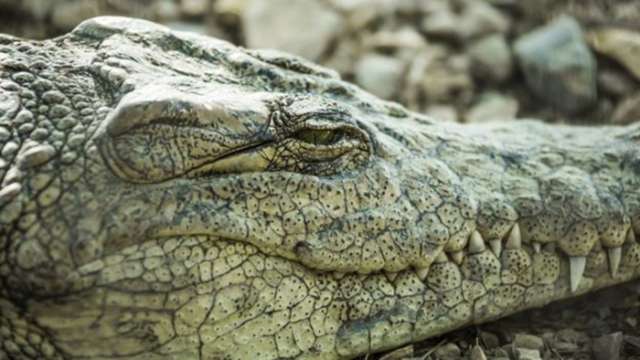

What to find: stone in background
left=1, top=0, right=640, bottom=125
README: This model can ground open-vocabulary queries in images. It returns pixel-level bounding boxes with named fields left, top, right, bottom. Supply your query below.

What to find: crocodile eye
left=292, top=128, right=345, bottom=146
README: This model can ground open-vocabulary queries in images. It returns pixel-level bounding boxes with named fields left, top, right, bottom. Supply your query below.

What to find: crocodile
left=1, top=16, right=640, bottom=360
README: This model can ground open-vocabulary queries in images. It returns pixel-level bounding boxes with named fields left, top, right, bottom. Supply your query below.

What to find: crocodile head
left=1, top=17, right=640, bottom=359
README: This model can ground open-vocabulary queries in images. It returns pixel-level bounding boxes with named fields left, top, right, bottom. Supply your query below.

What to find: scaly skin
left=1, top=16, right=640, bottom=359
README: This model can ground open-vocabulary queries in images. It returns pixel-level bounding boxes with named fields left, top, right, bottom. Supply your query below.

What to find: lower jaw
left=58, top=235, right=640, bottom=359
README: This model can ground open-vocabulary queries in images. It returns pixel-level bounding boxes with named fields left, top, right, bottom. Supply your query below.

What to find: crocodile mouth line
left=73, top=223, right=640, bottom=298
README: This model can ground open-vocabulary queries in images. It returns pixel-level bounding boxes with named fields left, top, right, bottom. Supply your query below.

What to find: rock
left=420, top=49, right=474, bottom=103
left=20, top=0, right=53, bottom=20
left=626, top=316, right=638, bottom=328
left=598, top=68, right=638, bottom=98
left=214, top=0, right=248, bottom=16
left=354, top=54, right=406, bottom=99
left=468, top=34, right=513, bottom=83
left=625, top=335, right=640, bottom=349
left=243, top=0, right=344, bottom=61
left=613, top=94, right=640, bottom=124
left=514, top=16, right=597, bottom=114
left=180, top=0, right=209, bottom=16
left=552, top=329, right=590, bottom=354
left=421, top=9, right=460, bottom=40
left=613, top=93, right=640, bottom=124
left=51, top=0, right=101, bottom=30
left=379, top=344, right=413, bottom=360
left=365, top=27, right=426, bottom=53
left=479, top=330, right=501, bottom=349
left=515, top=348, right=542, bottom=360
left=155, top=0, right=182, bottom=21
left=426, top=105, right=458, bottom=122
left=458, top=0, right=511, bottom=39
left=589, top=28, right=640, bottom=81
left=513, top=334, right=544, bottom=351
left=421, top=0, right=510, bottom=41
left=470, top=344, right=488, bottom=360
left=466, top=93, right=519, bottom=122
left=592, top=332, right=623, bottom=360
left=553, top=341, right=579, bottom=353
left=434, top=342, right=461, bottom=359
left=322, top=37, right=361, bottom=76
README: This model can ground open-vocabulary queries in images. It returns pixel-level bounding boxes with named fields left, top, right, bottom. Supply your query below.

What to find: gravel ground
left=1, top=1, right=640, bottom=359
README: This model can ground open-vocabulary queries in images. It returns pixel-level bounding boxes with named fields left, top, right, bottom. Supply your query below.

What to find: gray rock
left=598, top=68, right=638, bottom=98
left=513, top=334, right=545, bottom=351
left=470, top=344, right=488, bottom=360
left=51, top=0, right=101, bottom=30
left=613, top=93, right=640, bottom=124
left=515, top=348, right=542, bottom=360
left=355, top=54, right=405, bottom=99
left=243, top=0, right=343, bottom=61
left=592, top=332, right=624, bottom=360
left=434, top=342, right=461, bottom=359
left=214, top=0, right=248, bottom=16
left=421, top=0, right=509, bottom=41
left=378, top=344, right=413, bottom=360
left=421, top=10, right=459, bottom=40
left=155, top=0, right=182, bottom=21
left=420, top=49, right=474, bottom=103
left=514, top=16, right=597, bottom=114
left=180, top=0, right=209, bottom=16
left=589, top=28, right=640, bottom=81
left=459, top=0, right=511, bottom=39
left=469, top=34, right=513, bottom=83
left=479, top=330, right=501, bottom=349
left=466, top=93, right=519, bottom=122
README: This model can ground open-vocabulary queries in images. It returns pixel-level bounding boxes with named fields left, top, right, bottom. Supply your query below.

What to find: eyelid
left=95, top=84, right=271, bottom=139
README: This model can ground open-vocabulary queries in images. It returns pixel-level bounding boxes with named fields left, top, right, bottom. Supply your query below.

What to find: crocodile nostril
left=294, top=241, right=311, bottom=257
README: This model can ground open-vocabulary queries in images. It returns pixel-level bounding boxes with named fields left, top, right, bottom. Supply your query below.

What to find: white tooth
left=608, top=247, right=622, bottom=277
left=489, top=239, right=502, bottom=257
left=627, top=228, right=636, bottom=243
left=334, top=272, right=346, bottom=280
left=505, top=223, right=521, bottom=250
left=385, top=272, right=398, bottom=282
left=450, top=251, right=464, bottom=265
left=569, top=256, right=586, bottom=293
left=469, top=231, right=486, bottom=254
left=416, top=267, right=429, bottom=280
left=435, top=252, right=448, bottom=263
left=533, top=242, right=541, bottom=253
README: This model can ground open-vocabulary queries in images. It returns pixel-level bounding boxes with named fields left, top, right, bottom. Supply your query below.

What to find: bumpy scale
left=1, top=17, right=640, bottom=360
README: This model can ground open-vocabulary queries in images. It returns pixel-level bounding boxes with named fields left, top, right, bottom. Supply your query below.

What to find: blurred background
left=1, top=0, right=639, bottom=126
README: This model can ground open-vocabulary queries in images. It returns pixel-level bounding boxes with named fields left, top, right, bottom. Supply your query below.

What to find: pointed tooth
left=608, top=247, right=622, bottom=277
left=489, top=239, right=502, bottom=257
left=385, top=272, right=398, bottom=282
left=569, top=256, right=586, bottom=293
left=627, top=228, right=636, bottom=243
left=469, top=231, right=486, bottom=254
left=435, top=252, right=448, bottom=263
left=533, top=242, right=541, bottom=254
left=334, top=272, right=346, bottom=280
left=416, top=267, right=429, bottom=280
left=505, top=223, right=521, bottom=250
left=450, top=251, right=464, bottom=265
